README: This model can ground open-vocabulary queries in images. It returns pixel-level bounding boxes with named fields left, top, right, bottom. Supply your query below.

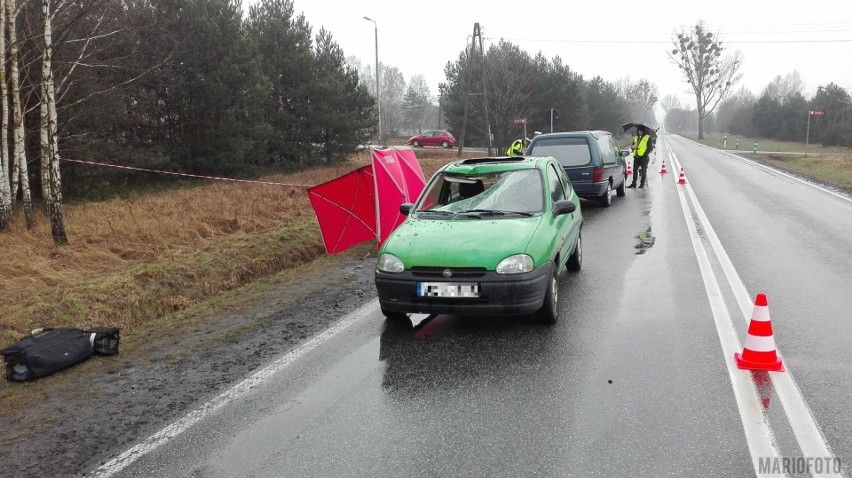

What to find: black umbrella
left=621, top=121, right=657, bottom=138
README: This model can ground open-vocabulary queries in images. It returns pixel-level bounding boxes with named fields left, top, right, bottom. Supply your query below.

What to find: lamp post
left=363, top=16, right=380, bottom=145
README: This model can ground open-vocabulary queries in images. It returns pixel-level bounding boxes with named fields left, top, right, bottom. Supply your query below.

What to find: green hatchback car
left=375, top=156, right=583, bottom=323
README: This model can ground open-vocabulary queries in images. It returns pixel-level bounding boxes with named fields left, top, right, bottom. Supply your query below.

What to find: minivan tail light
left=593, top=167, right=602, bottom=182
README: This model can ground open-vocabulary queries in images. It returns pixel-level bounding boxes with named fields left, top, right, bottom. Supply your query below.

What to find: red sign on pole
left=513, top=118, right=526, bottom=125
left=810, top=110, right=825, bottom=116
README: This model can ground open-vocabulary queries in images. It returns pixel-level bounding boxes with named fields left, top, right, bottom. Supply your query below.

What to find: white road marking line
left=669, top=140, right=843, bottom=477
left=665, top=142, right=784, bottom=477
left=89, top=300, right=379, bottom=478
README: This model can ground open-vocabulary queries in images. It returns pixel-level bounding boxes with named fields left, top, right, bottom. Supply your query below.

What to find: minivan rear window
left=529, top=137, right=592, bottom=167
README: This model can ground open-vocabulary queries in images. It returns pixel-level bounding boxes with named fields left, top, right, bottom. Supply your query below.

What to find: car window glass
left=598, top=135, right=616, bottom=164
left=548, top=165, right=565, bottom=203
left=415, top=169, right=545, bottom=214
left=556, top=163, right=571, bottom=195
left=528, top=137, right=592, bottom=167
left=611, top=138, right=621, bottom=157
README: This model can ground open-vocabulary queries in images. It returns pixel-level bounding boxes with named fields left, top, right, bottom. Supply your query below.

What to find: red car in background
left=408, top=130, right=456, bottom=148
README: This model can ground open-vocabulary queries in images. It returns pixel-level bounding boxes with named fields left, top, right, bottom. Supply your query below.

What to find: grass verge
left=683, top=132, right=852, bottom=191
left=0, top=148, right=469, bottom=345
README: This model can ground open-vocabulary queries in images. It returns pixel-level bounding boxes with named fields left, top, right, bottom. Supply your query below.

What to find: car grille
left=410, top=267, right=488, bottom=278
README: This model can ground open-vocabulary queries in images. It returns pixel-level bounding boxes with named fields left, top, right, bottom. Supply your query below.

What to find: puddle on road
left=634, top=226, right=656, bottom=255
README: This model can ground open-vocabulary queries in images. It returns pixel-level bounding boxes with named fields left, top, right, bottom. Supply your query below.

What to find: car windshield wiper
left=458, top=209, right=534, bottom=217
left=415, top=209, right=457, bottom=216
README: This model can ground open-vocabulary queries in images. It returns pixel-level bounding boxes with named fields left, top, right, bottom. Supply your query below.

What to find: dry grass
left=684, top=132, right=852, bottom=190
left=0, top=148, right=471, bottom=345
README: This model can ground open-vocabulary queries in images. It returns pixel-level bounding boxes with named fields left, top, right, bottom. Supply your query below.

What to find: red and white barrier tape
left=61, top=158, right=311, bottom=188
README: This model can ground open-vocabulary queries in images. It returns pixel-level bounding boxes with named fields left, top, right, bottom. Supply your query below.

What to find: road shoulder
left=0, top=245, right=378, bottom=477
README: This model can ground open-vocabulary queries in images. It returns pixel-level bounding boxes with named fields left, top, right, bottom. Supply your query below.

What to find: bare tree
left=380, top=65, right=405, bottom=137
left=7, top=0, right=34, bottom=228
left=669, top=21, right=742, bottom=139
left=660, top=94, right=683, bottom=115
left=41, top=0, right=67, bottom=244
left=0, top=0, right=9, bottom=231
left=762, top=70, right=805, bottom=104
left=402, top=74, right=432, bottom=134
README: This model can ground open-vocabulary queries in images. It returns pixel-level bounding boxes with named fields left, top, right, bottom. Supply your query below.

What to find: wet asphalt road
left=97, top=135, right=851, bottom=477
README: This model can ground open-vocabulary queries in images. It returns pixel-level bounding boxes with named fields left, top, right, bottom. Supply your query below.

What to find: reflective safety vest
left=633, top=134, right=650, bottom=158
left=507, top=139, right=524, bottom=156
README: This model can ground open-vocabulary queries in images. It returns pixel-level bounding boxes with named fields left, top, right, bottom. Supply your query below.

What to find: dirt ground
left=0, top=247, right=379, bottom=478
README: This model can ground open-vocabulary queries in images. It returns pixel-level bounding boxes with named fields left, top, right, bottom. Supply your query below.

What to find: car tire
left=600, top=182, right=612, bottom=207
left=381, top=307, right=409, bottom=323
left=566, top=231, right=582, bottom=272
left=536, top=265, right=559, bottom=324
left=413, top=140, right=420, bottom=147
left=616, top=177, right=626, bottom=197
left=441, top=140, right=449, bottom=148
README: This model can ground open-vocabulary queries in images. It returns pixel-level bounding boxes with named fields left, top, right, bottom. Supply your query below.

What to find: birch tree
left=41, top=0, right=67, bottom=244
left=0, top=0, right=8, bottom=232
left=7, top=0, right=33, bottom=228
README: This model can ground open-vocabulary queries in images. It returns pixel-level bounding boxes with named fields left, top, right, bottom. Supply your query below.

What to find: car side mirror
left=399, top=203, right=414, bottom=215
left=553, top=200, right=576, bottom=216
left=620, top=149, right=631, bottom=157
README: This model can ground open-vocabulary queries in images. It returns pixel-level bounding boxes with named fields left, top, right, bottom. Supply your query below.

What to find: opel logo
left=442, top=269, right=453, bottom=278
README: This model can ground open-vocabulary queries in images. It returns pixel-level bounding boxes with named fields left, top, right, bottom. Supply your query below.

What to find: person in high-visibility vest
left=507, top=138, right=529, bottom=156
left=627, top=127, right=652, bottom=188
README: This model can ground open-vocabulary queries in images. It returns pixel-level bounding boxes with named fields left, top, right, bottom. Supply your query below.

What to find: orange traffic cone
left=735, top=293, right=784, bottom=372
left=660, top=160, right=668, bottom=174
left=678, top=167, right=687, bottom=185
left=626, top=160, right=633, bottom=175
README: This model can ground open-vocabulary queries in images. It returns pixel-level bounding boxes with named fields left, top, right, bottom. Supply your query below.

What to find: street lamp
left=363, top=16, right=381, bottom=145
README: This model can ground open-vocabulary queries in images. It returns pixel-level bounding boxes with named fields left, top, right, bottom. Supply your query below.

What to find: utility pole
left=457, top=23, right=492, bottom=156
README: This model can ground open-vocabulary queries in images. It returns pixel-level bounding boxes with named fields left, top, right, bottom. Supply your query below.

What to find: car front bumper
left=375, top=262, right=552, bottom=316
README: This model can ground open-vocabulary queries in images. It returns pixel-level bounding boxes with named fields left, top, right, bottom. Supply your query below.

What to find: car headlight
left=496, top=254, right=534, bottom=274
left=377, top=253, right=404, bottom=273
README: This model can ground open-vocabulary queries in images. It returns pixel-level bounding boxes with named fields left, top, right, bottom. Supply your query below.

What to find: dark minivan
left=526, top=131, right=627, bottom=207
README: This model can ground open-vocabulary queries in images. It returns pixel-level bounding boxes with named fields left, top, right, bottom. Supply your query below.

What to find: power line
left=498, top=37, right=852, bottom=45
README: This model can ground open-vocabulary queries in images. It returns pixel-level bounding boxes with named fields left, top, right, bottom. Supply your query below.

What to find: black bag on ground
left=0, top=327, right=93, bottom=382
left=85, top=327, right=120, bottom=355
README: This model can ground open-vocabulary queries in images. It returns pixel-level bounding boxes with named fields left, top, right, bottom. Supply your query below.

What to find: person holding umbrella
left=628, top=126, right=653, bottom=188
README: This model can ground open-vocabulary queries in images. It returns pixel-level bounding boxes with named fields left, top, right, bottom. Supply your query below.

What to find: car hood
left=382, top=215, right=544, bottom=269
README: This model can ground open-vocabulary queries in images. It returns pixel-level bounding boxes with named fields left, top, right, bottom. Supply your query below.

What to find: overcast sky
left=276, top=0, right=850, bottom=113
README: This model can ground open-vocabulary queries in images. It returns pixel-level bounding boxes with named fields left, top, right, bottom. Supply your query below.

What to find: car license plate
left=417, top=282, right=480, bottom=298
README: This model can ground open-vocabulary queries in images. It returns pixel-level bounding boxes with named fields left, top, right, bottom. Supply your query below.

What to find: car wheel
left=567, top=231, right=582, bottom=272
left=616, top=176, right=626, bottom=197
left=600, top=182, right=612, bottom=207
left=536, top=265, right=559, bottom=324
left=381, top=307, right=409, bottom=323
left=413, top=140, right=420, bottom=147
left=442, top=140, right=449, bottom=148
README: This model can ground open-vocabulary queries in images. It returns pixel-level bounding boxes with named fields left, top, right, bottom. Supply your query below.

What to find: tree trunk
left=0, top=0, right=8, bottom=231
left=696, top=93, right=705, bottom=140
left=42, top=0, right=66, bottom=244
left=7, top=0, right=32, bottom=228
